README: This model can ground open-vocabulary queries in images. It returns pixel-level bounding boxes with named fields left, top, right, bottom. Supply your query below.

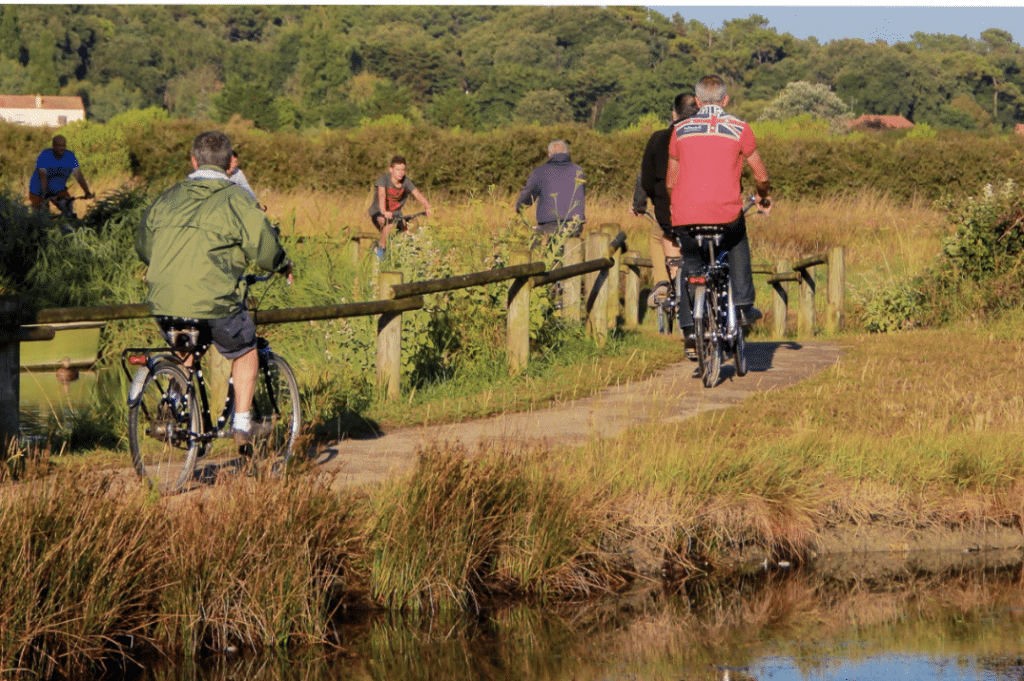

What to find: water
left=19, top=366, right=99, bottom=444
left=138, top=554, right=1024, bottom=681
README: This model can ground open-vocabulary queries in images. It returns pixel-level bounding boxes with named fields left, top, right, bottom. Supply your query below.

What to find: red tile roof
left=849, top=114, right=915, bottom=130
left=0, top=94, right=85, bottom=110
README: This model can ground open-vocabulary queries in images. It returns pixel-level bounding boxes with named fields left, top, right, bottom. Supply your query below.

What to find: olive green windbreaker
left=135, top=167, right=289, bottom=319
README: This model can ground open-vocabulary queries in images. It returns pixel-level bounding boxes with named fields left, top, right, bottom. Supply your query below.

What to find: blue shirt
left=29, top=148, right=79, bottom=197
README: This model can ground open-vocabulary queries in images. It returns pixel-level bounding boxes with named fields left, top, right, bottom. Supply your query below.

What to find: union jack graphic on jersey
left=675, top=106, right=745, bottom=141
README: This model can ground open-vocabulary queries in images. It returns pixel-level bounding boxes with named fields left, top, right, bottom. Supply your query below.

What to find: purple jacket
left=515, top=153, right=586, bottom=226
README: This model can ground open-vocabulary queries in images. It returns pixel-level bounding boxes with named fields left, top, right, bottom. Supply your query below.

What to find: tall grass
left=0, top=473, right=361, bottom=678
left=365, top=443, right=619, bottom=611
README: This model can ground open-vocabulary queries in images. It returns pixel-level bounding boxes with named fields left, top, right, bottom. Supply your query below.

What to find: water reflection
left=19, top=367, right=98, bottom=443
left=137, top=554, right=1024, bottom=681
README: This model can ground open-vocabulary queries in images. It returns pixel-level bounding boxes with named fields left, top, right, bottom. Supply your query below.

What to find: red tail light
left=688, top=276, right=706, bottom=285
left=128, top=356, right=148, bottom=365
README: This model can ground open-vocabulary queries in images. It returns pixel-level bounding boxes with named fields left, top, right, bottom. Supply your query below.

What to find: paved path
left=314, top=341, right=842, bottom=487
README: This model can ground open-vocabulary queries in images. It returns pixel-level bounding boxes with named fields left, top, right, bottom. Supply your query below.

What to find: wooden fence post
left=506, top=250, right=532, bottom=374
left=798, top=266, right=816, bottom=337
left=585, top=232, right=609, bottom=346
left=562, top=237, right=583, bottom=321
left=376, top=271, right=403, bottom=400
left=624, top=249, right=641, bottom=329
left=0, top=297, right=20, bottom=452
left=359, top=234, right=377, bottom=259
left=772, top=258, right=789, bottom=338
left=602, top=224, right=621, bottom=329
left=348, top=236, right=362, bottom=270
left=826, top=246, right=845, bottom=334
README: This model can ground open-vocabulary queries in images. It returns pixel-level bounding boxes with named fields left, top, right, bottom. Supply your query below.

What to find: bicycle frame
left=688, top=233, right=739, bottom=338
left=122, top=274, right=283, bottom=453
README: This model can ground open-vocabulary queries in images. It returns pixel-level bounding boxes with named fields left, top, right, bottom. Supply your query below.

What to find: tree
left=0, top=6, right=21, bottom=62
left=757, top=81, right=851, bottom=121
left=426, top=89, right=481, bottom=130
left=513, top=89, right=574, bottom=126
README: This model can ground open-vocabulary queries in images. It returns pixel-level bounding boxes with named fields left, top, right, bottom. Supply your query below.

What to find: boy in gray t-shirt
left=368, top=154, right=433, bottom=257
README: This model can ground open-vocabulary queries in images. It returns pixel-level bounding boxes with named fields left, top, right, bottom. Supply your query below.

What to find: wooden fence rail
left=0, top=227, right=844, bottom=446
left=622, top=245, right=845, bottom=337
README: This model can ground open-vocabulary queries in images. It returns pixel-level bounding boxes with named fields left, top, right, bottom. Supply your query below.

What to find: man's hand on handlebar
left=755, top=195, right=772, bottom=217
left=280, top=261, right=294, bottom=286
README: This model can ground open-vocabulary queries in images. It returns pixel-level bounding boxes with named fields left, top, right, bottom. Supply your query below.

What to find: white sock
left=233, top=411, right=251, bottom=433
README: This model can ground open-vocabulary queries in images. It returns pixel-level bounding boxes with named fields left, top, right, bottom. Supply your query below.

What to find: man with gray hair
left=666, top=75, right=772, bottom=333
left=136, top=131, right=293, bottom=455
left=515, top=139, right=587, bottom=245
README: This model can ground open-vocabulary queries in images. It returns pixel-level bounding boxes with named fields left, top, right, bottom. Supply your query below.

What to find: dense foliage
left=2, top=6, right=1024, bottom=133
left=861, top=179, right=1024, bottom=331
left=6, top=114, right=1024, bottom=203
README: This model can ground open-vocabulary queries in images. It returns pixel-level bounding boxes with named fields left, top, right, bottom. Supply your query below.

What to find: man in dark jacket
left=515, top=140, right=586, bottom=246
left=631, top=93, right=698, bottom=307
left=136, top=131, right=293, bottom=454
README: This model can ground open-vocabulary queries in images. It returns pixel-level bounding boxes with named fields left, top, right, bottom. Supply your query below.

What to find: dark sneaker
left=647, top=281, right=669, bottom=309
left=737, top=306, right=762, bottom=328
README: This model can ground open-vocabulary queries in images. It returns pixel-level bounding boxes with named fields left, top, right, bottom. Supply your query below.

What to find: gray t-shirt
left=368, top=173, right=416, bottom=216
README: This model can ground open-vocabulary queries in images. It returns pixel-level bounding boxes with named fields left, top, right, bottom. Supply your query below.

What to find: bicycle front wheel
left=694, top=287, right=722, bottom=388
left=128, top=361, right=201, bottom=494
left=252, top=352, right=302, bottom=465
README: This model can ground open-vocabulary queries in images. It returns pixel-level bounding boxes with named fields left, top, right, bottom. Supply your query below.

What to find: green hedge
left=4, top=116, right=1024, bottom=202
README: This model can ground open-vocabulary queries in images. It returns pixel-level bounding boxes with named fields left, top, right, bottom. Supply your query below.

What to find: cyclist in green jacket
left=135, top=131, right=293, bottom=454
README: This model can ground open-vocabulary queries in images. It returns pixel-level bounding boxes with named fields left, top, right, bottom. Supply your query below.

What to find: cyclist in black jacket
left=630, top=93, right=699, bottom=307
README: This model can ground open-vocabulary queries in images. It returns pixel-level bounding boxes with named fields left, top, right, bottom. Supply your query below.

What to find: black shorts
left=369, top=211, right=407, bottom=232
left=156, top=308, right=256, bottom=360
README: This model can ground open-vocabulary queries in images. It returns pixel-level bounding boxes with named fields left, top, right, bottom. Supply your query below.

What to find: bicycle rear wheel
left=694, top=286, right=722, bottom=388
left=252, top=352, right=302, bottom=465
left=128, top=361, right=201, bottom=494
left=735, top=326, right=748, bottom=376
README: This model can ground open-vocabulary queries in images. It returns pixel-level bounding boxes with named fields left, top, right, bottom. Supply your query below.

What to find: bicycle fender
left=127, top=366, right=152, bottom=408
left=692, top=286, right=707, bottom=321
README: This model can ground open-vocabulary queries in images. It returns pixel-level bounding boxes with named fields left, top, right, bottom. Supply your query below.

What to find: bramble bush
left=859, top=179, right=1024, bottom=331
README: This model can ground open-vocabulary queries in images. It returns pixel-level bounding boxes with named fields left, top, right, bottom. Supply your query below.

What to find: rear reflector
left=688, top=276, right=706, bottom=285
left=128, top=356, right=148, bottom=365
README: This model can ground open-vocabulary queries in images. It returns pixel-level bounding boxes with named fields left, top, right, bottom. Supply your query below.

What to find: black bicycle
left=122, top=274, right=301, bottom=493
left=389, top=211, right=426, bottom=233
left=639, top=210, right=686, bottom=336
left=674, top=198, right=760, bottom=388
left=46, top=194, right=91, bottom=233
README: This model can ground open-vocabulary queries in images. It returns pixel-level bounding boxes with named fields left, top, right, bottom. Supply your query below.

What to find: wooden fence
left=0, top=225, right=844, bottom=445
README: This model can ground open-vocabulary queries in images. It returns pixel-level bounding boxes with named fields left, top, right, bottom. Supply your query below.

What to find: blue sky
left=646, top=5, right=1021, bottom=44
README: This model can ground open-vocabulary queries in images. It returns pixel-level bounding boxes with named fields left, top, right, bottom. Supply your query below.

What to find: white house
left=0, top=94, right=85, bottom=126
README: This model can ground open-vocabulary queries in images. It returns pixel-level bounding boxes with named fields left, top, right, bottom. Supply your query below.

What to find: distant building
left=848, top=114, right=915, bottom=131
left=0, top=94, right=85, bottom=126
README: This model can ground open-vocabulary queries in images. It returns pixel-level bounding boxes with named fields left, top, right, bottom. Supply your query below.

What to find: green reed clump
left=9, top=185, right=151, bottom=310
left=366, top=443, right=616, bottom=611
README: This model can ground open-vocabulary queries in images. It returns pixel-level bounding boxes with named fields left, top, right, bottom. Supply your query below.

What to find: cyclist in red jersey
left=665, top=75, right=771, bottom=332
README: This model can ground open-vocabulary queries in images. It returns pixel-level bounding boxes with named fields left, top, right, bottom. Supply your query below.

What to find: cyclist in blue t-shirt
left=28, top=135, right=93, bottom=212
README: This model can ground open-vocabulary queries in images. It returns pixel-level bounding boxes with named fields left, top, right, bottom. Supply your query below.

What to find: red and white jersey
left=669, top=105, right=757, bottom=226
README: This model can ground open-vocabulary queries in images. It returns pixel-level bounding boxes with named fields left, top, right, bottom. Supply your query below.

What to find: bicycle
left=638, top=210, right=686, bottom=336
left=671, top=198, right=761, bottom=388
left=46, top=194, right=91, bottom=233
left=122, top=274, right=302, bottom=494
left=389, top=210, right=426, bottom=233
left=375, top=211, right=426, bottom=258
